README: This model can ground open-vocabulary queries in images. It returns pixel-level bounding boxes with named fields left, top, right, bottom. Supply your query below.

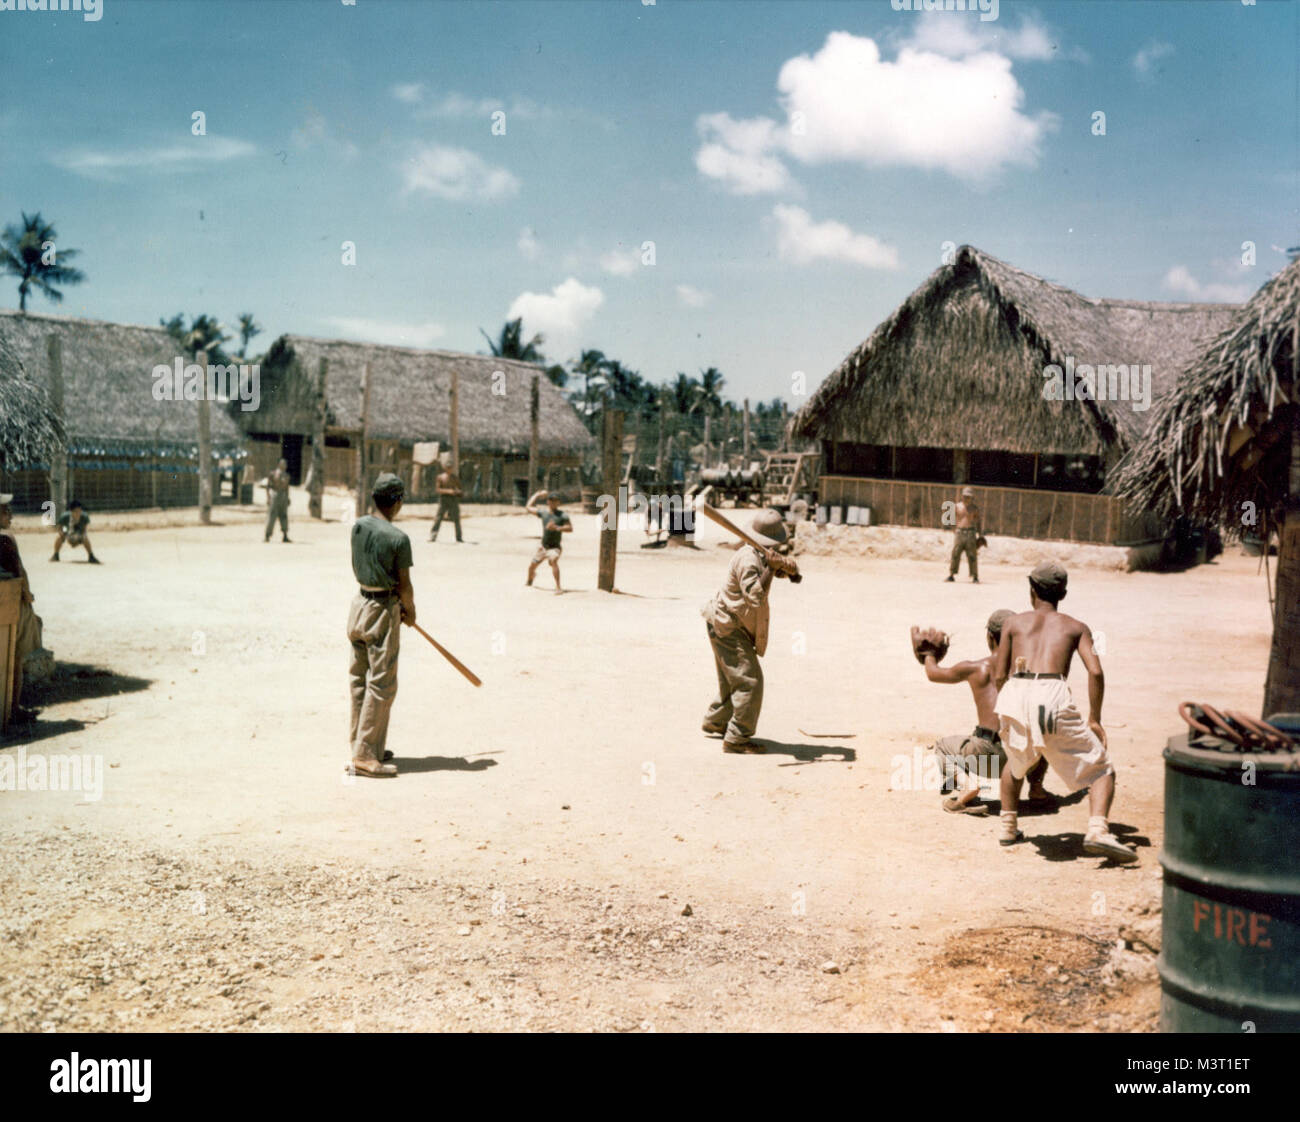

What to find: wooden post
left=354, top=361, right=372, bottom=518
left=449, top=368, right=460, bottom=473
left=781, top=401, right=789, bottom=452
left=742, top=398, right=751, bottom=463
left=528, top=372, right=540, bottom=494
left=309, top=357, right=327, bottom=518
left=45, top=335, right=67, bottom=520
left=598, top=409, right=624, bottom=592
left=703, top=413, right=711, bottom=466
left=197, top=349, right=212, bottom=523
left=655, top=393, right=667, bottom=482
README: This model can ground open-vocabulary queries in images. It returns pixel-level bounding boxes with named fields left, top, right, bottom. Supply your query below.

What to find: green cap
left=372, top=472, right=405, bottom=503
left=1029, top=561, right=1067, bottom=597
left=986, top=609, right=1015, bottom=639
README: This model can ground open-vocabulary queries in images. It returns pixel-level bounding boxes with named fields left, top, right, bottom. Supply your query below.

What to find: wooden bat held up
left=411, top=622, right=482, bottom=687
left=695, top=501, right=802, bottom=583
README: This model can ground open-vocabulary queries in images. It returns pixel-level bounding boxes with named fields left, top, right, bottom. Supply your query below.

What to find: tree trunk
left=1263, top=420, right=1300, bottom=716
left=308, top=357, right=326, bottom=519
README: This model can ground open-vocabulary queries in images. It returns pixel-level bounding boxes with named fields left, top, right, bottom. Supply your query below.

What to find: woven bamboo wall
left=818, top=474, right=1147, bottom=545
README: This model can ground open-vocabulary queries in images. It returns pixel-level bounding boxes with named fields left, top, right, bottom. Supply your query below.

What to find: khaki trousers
left=950, top=528, right=978, bottom=579
left=265, top=492, right=290, bottom=539
left=347, top=595, right=401, bottom=764
left=703, top=622, right=764, bottom=745
left=12, top=599, right=41, bottom=708
left=431, top=498, right=462, bottom=541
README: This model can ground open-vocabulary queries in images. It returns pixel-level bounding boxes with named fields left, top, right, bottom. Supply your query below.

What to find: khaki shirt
left=701, top=544, right=772, bottom=656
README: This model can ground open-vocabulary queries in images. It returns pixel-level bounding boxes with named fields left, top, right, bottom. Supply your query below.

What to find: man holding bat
left=346, top=472, right=415, bottom=778
left=700, top=508, right=795, bottom=753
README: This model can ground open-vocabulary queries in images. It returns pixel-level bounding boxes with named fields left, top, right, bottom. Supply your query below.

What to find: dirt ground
left=0, top=489, right=1274, bottom=1031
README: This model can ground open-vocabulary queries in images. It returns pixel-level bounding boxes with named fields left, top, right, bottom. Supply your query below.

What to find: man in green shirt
left=524, top=489, right=572, bottom=592
left=346, top=473, right=415, bottom=778
left=51, top=500, right=100, bottom=564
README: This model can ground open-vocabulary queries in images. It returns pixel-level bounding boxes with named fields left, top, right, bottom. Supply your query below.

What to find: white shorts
left=532, top=545, right=562, bottom=564
left=995, top=676, right=1113, bottom=792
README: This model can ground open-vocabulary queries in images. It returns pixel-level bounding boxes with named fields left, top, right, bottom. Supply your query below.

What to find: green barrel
left=1159, top=732, right=1300, bottom=1032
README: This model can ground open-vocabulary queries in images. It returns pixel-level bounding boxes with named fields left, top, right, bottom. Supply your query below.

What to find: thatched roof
left=1114, top=257, right=1299, bottom=530
left=793, top=246, right=1239, bottom=457
left=251, top=334, right=594, bottom=457
left=0, top=309, right=246, bottom=459
left=0, top=331, right=64, bottom=466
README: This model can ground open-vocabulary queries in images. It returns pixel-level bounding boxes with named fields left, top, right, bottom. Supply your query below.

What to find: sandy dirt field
left=0, top=490, right=1274, bottom=1032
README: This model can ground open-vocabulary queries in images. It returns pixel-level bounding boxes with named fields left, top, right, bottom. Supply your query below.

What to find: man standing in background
left=263, top=458, right=291, bottom=543
left=429, top=459, right=463, bottom=543
left=947, top=486, right=982, bottom=583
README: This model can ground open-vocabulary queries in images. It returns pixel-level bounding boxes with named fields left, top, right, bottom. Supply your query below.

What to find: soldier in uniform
left=0, top=493, right=44, bottom=722
left=947, top=486, right=982, bottom=583
left=346, top=473, right=415, bottom=778
left=700, top=509, right=793, bottom=754
left=429, top=459, right=463, bottom=543
left=263, top=459, right=291, bottom=543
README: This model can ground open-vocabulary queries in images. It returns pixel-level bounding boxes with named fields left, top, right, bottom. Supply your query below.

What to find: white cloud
left=1133, top=41, right=1175, bottom=80
left=54, top=136, right=256, bottom=178
left=676, top=284, right=712, bottom=308
left=291, top=111, right=358, bottom=160
left=694, top=31, right=1056, bottom=193
left=322, top=317, right=447, bottom=349
left=770, top=205, right=899, bottom=270
left=902, top=10, right=1086, bottom=63
left=1162, top=266, right=1249, bottom=304
left=507, top=277, right=604, bottom=360
left=694, top=112, right=797, bottom=196
left=599, top=246, right=641, bottom=276
left=391, top=82, right=425, bottom=104
left=518, top=227, right=541, bottom=260
left=402, top=145, right=519, bottom=201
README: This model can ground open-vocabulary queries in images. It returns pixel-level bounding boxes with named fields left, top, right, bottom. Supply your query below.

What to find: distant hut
left=245, top=335, right=595, bottom=502
left=0, top=332, right=63, bottom=473
left=1115, top=257, right=1300, bottom=714
left=0, top=310, right=248, bottom=512
left=792, top=246, right=1238, bottom=545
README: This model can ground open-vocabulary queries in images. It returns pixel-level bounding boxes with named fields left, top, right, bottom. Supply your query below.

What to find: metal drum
left=1158, top=730, right=1300, bottom=1032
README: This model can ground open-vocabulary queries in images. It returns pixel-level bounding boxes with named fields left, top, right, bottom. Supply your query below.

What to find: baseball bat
left=695, top=501, right=802, bottom=582
left=411, top=622, right=482, bottom=687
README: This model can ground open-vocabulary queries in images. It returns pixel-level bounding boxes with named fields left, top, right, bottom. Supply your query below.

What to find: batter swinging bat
left=411, top=622, right=482, bottom=687
left=696, top=501, right=802, bottom=583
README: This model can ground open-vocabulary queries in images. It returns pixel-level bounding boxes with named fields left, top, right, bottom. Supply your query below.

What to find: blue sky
left=2, top=0, right=1296, bottom=402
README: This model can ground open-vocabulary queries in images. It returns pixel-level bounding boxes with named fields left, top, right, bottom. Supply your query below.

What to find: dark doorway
left=280, top=434, right=304, bottom=484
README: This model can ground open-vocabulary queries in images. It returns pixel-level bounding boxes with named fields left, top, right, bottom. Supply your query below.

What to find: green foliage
left=1, top=211, right=86, bottom=312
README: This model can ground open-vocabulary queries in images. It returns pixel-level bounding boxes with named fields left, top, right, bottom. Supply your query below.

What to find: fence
left=818, top=475, right=1158, bottom=546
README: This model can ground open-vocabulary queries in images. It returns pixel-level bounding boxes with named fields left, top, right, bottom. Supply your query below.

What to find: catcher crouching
left=912, top=612, right=1048, bottom=814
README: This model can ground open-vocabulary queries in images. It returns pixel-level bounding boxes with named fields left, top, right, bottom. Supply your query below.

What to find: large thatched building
left=0, top=310, right=248, bottom=512
left=1115, top=256, right=1299, bottom=712
left=0, top=331, right=63, bottom=472
left=246, top=335, right=594, bottom=502
left=792, top=246, right=1239, bottom=544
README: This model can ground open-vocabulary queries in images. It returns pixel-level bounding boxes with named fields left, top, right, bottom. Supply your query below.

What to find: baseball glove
left=910, top=625, right=950, bottom=665
left=976, top=535, right=989, bottom=549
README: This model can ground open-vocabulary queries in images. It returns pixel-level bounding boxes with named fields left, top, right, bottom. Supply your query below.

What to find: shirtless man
left=429, top=461, right=463, bottom=543
left=915, top=610, right=1048, bottom=815
left=946, top=487, right=982, bottom=583
left=993, top=561, right=1136, bottom=863
left=263, top=459, right=291, bottom=543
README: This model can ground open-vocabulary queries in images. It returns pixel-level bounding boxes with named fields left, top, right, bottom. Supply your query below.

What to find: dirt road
left=0, top=494, right=1272, bottom=1031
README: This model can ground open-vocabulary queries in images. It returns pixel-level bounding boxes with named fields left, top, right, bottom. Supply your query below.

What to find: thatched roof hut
left=794, top=245, right=1237, bottom=458
left=0, top=309, right=246, bottom=457
left=254, top=334, right=594, bottom=457
left=1114, top=257, right=1299, bottom=531
left=1114, top=257, right=1299, bottom=714
left=0, top=331, right=63, bottom=468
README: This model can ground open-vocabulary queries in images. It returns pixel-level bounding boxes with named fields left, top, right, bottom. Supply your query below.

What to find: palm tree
left=1, top=212, right=86, bottom=312
left=480, top=317, right=545, bottom=363
left=544, top=363, right=567, bottom=388
left=161, top=313, right=232, bottom=365
left=670, top=372, right=700, bottom=418
left=698, top=367, right=725, bottom=419
left=236, top=313, right=262, bottom=358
